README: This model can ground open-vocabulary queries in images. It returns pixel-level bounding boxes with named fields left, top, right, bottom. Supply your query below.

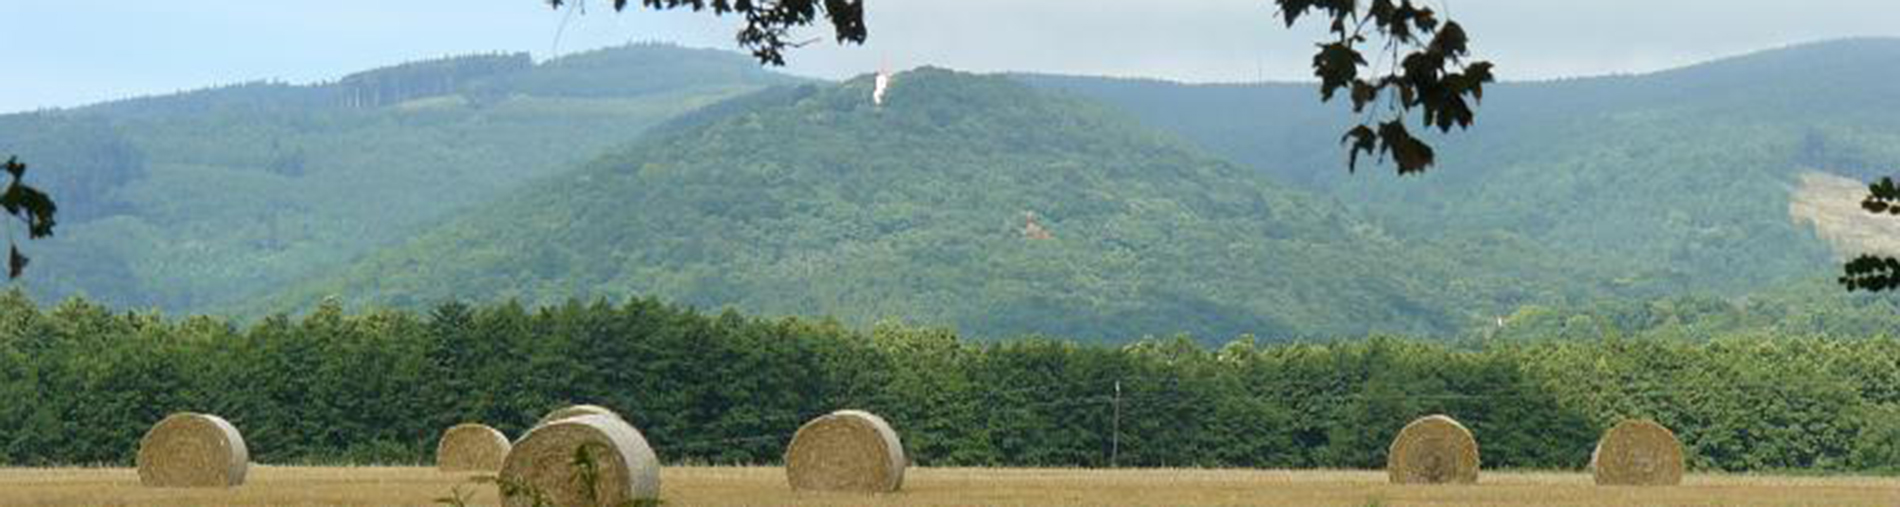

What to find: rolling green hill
left=265, top=68, right=1542, bottom=341
left=0, top=43, right=800, bottom=311
left=1019, top=38, right=1900, bottom=302
left=14, top=39, right=1899, bottom=341
left=277, top=40, right=1900, bottom=341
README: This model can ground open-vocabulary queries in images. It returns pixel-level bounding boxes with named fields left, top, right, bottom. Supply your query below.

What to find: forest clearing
left=2, top=466, right=1896, bottom=507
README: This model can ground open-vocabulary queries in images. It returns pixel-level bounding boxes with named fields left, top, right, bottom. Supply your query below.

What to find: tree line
left=2, top=290, right=1898, bottom=472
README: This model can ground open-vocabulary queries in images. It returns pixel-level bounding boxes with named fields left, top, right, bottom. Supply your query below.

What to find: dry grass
left=2, top=466, right=1897, bottom=506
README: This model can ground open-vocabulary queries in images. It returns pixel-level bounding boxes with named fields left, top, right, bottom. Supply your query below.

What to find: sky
left=2, top=0, right=1896, bottom=113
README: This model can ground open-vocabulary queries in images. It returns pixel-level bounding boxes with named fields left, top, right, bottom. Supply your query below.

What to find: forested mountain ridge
left=264, top=68, right=1534, bottom=341
left=1021, top=38, right=1900, bottom=303
left=10, top=40, right=1898, bottom=342
left=0, top=43, right=799, bottom=311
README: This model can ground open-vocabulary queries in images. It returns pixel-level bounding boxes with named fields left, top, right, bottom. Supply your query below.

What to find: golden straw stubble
left=1592, top=419, right=1685, bottom=486
left=1387, top=414, right=1480, bottom=484
left=436, top=423, right=511, bottom=473
left=535, top=404, right=622, bottom=428
left=136, top=412, right=249, bottom=488
left=499, top=414, right=661, bottom=507
left=785, top=409, right=907, bottom=493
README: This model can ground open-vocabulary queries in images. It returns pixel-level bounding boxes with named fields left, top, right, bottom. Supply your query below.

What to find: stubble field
left=2, top=466, right=1896, bottom=507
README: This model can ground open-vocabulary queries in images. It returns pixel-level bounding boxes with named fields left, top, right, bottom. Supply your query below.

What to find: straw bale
left=1387, top=414, right=1480, bottom=484
left=499, top=414, right=660, bottom=507
left=437, top=423, right=511, bottom=472
left=536, top=404, right=622, bottom=427
left=1591, top=419, right=1684, bottom=486
left=136, top=412, right=249, bottom=488
left=784, top=409, right=906, bottom=493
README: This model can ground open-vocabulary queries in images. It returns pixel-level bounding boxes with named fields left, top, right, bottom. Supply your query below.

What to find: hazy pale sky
left=2, top=0, right=1896, bottom=113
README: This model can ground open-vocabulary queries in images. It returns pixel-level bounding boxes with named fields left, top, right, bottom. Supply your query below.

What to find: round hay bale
left=1591, top=419, right=1684, bottom=486
left=784, top=409, right=906, bottom=493
left=1387, top=414, right=1480, bottom=484
left=136, top=412, right=249, bottom=488
left=437, top=423, right=512, bottom=472
left=535, top=404, right=622, bottom=427
left=499, top=414, right=660, bottom=507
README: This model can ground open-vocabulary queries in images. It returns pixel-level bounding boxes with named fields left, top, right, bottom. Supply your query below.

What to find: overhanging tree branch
left=0, top=156, right=58, bottom=279
left=1283, top=0, right=1494, bottom=174
left=1842, top=176, right=1900, bottom=291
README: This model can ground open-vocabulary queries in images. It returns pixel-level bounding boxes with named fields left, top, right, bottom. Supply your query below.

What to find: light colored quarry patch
left=1789, top=171, right=1900, bottom=258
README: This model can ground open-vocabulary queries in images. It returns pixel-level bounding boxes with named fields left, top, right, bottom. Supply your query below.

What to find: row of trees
left=335, top=53, right=533, bottom=109
left=3, top=291, right=1898, bottom=472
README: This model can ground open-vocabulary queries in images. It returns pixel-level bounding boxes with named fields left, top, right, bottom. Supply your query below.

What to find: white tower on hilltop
left=873, top=70, right=891, bottom=107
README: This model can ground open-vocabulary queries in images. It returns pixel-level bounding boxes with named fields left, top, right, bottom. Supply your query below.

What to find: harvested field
left=2, top=466, right=1898, bottom=506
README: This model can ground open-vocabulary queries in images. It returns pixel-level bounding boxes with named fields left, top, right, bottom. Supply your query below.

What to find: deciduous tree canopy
left=4, top=292, right=1899, bottom=471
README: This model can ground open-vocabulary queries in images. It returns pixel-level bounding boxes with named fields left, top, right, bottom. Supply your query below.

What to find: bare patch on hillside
left=1789, top=171, right=1900, bottom=258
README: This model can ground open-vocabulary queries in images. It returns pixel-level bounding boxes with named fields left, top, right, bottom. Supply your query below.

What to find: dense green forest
left=6, top=292, right=1900, bottom=472
left=266, top=68, right=1553, bottom=341
left=0, top=43, right=797, bottom=312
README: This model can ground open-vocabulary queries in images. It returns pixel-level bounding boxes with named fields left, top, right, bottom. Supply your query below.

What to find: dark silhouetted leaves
left=1341, top=124, right=1377, bottom=171
left=1841, top=254, right=1900, bottom=292
left=1284, top=0, right=1493, bottom=174
left=1860, top=177, right=1900, bottom=215
left=1314, top=42, right=1366, bottom=102
left=1842, top=173, right=1900, bottom=291
left=1845, top=174, right=1900, bottom=292
left=0, top=156, right=58, bottom=279
left=8, top=247, right=25, bottom=280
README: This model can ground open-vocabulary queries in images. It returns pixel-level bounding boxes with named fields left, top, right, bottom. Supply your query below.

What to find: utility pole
left=1111, top=380, right=1121, bottom=468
